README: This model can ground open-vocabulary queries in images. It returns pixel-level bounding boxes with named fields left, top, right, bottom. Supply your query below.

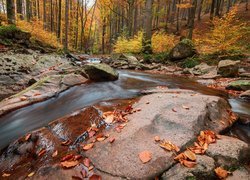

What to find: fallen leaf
left=61, top=154, right=74, bottom=162
left=25, top=133, right=32, bottom=141
left=182, top=105, right=190, bottom=110
left=97, top=137, right=105, bottom=142
left=72, top=175, right=83, bottom=180
left=37, top=148, right=46, bottom=157
left=82, top=143, right=94, bottom=151
left=27, top=172, right=35, bottom=177
left=88, top=165, right=94, bottom=171
left=160, top=140, right=180, bottom=152
left=174, top=153, right=186, bottom=161
left=2, top=173, right=11, bottom=177
left=103, top=111, right=115, bottom=124
left=115, top=127, right=121, bottom=133
left=139, top=151, right=152, bottom=163
left=89, top=174, right=102, bottom=180
left=61, top=160, right=79, bottom=168
left=182, top=160, right=197, bottom=168
left=83, top=158, right=91, bottom=167
left=52, top=150, right=58, bottom=157
left=74, top=155, right=82, bottom=160
left=154, top=136, right=160, bottom=142
left=33, top=93, right=41, bottom=96
left=146, top=101, right=150, bottom=104
left=61, top=140, right=71, bottom=146
left=20, top=96, right=27, bottom=101
left=184, top=150, right=196, bottom=161
left=214, top=167, right=229, bottom=179
left=88, top=130, right=96, bottom=138
left=109, top=137, right=115, bottom=143
left=172, top=108, right=177, bottom=112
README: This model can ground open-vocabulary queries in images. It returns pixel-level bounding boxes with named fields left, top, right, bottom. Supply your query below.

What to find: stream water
left=0, top=70, right=249, bottom=149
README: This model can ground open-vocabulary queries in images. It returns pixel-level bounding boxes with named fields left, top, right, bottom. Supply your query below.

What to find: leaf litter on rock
left=139, top=151, right=152, bottom=164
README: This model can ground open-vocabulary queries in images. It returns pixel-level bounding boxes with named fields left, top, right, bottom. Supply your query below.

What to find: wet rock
left=226, top=80, right=250, bottom=91
left=83, top=63, right=119, bottom=81
left=161, top=155, right=215, bottom=180
left=185, top=63, right=217, bottom=76
left=169, top=39, right=196, bottom=61
left=0, top=74, right=87, bottom=116
left=239, top=90, right=250, bottom=101
left=206, top=135, right=250, bottom=167
left=85, top=90, right=234, bottom=179
left=218, top=60, right=240, bottom=77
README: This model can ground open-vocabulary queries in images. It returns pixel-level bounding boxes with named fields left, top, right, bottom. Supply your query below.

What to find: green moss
left=0, top=25, right=20, bottom=37
left=186, top=176, right=196, bottom=180
left=181, top=57, right=201, bottom=68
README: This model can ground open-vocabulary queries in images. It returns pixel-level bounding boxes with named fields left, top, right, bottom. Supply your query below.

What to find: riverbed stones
left=0, top=73, right=87, bottom=116
left=226, top=80, right=250, bottom=91
left=83, top=63, right=119, bottom=81
left=218, top=60, right=240, bottom=77
left=169, top=39, right=196, bottom=60
left=85, top=90, right=235, bottom=179
left=206, top=135, right=250, bottom=167
left=239, top=90, right=250, bottom=100
left=161, top=155, right=216, bottom=180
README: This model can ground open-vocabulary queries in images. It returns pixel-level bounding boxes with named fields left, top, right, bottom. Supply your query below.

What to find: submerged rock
left=83, top=63, right=119, bottom=81
left=226, top=80, right=250, bottom=91
left=218, top=60, right=240, bottom=77
left=169, top=39, right=196, bottom=60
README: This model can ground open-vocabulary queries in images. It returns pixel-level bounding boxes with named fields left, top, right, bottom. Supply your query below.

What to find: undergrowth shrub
left=152, top=31, right=175, bottom=53
left=17, top=20, right=62, bottom=49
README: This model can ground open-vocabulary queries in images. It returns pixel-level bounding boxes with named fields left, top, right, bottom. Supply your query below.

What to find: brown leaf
left=109, top=137, right=115, bottom=143
left=74, top=155, right=82, bottom=160
left=103, top=111, right=115, bottom=124
left=97, top=137, right=106, bottom=142
left=89, top=174, right=102, bottom=180
left=115, top=127, right=121, bottom=133
left=154, top=136, right=161, bottom=142
left=52, top=150, right=58, bottom=157
left=184, top=150, right=196, bottom=161
left=2, top=173, right=11, bottom=177
left=72, top=175, right=83, bottom=180
left=159, top=140, right=180, bottom=152
left=20, top=96, right=27, bottom=101
left=182, top=105, right=190, bottom=110
left=174, top=153, right=186, bottom=161
left=88, top=130, right=96, bottom=138
left=82, top=143, right=94, bottom=151
left=61, top=160, right=79, bottom=168
left=172, top=108, right=177, bottom=112
left=25, top=133, right=32, bottom=141
left=88, top=165, right=94, bottom=171
left=214, top=167, right=229, bottom=179
left=61, top=140, right=71, bottom=146
left=139, top=151, right=152, bottom=163
left=61, top=154, right=74, bottom=162
left=37, top=148, right=46, bottom=157
left=83, top=158, right=91, bottom=167
left=182, top=160, right=197, bottom=168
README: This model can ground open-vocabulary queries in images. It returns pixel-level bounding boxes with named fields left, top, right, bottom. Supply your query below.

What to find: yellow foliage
left=195, top=6, right=247, bottom=54
left=17, top=20, right=62, bottom=49
left=114, top=31, right=143, bottom=53
left=152, top=31, right=175, bottom=53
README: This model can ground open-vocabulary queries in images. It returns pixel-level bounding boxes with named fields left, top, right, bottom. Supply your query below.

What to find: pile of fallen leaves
left=174, top=130, right=219, bottom=168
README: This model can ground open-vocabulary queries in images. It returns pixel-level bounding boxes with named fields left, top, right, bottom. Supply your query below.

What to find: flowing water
left=0, top=70, right=249, bottom=149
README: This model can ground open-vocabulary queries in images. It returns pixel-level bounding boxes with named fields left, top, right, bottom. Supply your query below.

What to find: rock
left=83, top=63, right=119, bottom=81
left=239, top=90, right=250, bottom=100
left=85, top=90, right=234, bottom=179
left=161, top=155, right=215, bottom=180
left=218, top=60, right=240, bottom=77
left=0, top=74, right=87, bottom=116
left=226, top=80, right=250, bottom=91
left=169, top=39, right=196, bottom=60
left=227, top=167, right=250, bottom=180
left=186, top=63, right=217, bottom=76
left=206, top=135, right=250, bottom=167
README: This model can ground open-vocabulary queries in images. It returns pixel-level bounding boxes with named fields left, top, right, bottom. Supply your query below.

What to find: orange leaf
left=61, top=160, right=79, bottom=168
left=83, top=158, right=91, bottom=167
left=139, top=151, right=152, bottom=164
left=154, top=136, right=160, bottom=142
left=82, top=143, right=94, bottom=151
left=25, top=133, right=32, bottom=141
left=2, top=173, right=11, bottom=177
left=61, top=140, right=71, bottom=146
left=27, top=172, right=35, bottom=177
left=97, top=137, right=105, bottom=142
left=20, top=96, right=27, bottom=101
left=52, top=150, right=58, bottom=157
left=182, top=160, right=197, bottom=168
left=184, top=150, right=196, bottom=161
left=74, top=155, right=82, bottom=160
left=109, top=137, right=115, bottom=143
left=37, top=148, right=46, bottom=157
left=61, top=154, right=74, bottom=162
left=214, top=167, right=229, bottom=179
left=89, top=174, right=102, bottom=180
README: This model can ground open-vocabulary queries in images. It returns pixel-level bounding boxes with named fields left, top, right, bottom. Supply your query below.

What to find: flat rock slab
left=0, top=73, right=87, bottom=116
left=85, top=90, right=234, bottom=179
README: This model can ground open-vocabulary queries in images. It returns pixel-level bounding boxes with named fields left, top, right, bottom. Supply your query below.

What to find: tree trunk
left=26, top=0, right=31, bottom=22
left=198, top=0, right=204, bottom=21
left=6, top=0, right=15, bottom=24
left=64, top=0, right=69, bottom=50
left=143, top=0, right=153, bottom=54
left=57, top=0, right=62, bottom=40
left=43, top=0, right=47, bottom=29
left=187, top=0, right=197, bottom=39
left=215, top=0, right=221, bottom=16
left=50, top=0, right=53, bottom=31
left=210, top=0, right=216, bottom=20
left=102, top=17, right=106, bottom=54
left=16, top=0, right=23, bottom=20
left=246, top=0, right=249, bottom=11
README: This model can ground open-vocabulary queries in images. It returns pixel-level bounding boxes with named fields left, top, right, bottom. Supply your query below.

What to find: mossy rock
left=226, top=80, right=250, bottom=91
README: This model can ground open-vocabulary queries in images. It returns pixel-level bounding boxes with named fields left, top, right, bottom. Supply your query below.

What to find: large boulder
left=83, top=63, right=119, bottom=81
left=217, top=60, right=240, bottom=77
left=169, top=39, right=196, bottom=61
left=85, top=90, right=235, bottom=179
left=226, top=80, right=250, bottom=91
left=184, top=63, right=217, bottom=76
left=110, top=53, right=142, bottom=69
